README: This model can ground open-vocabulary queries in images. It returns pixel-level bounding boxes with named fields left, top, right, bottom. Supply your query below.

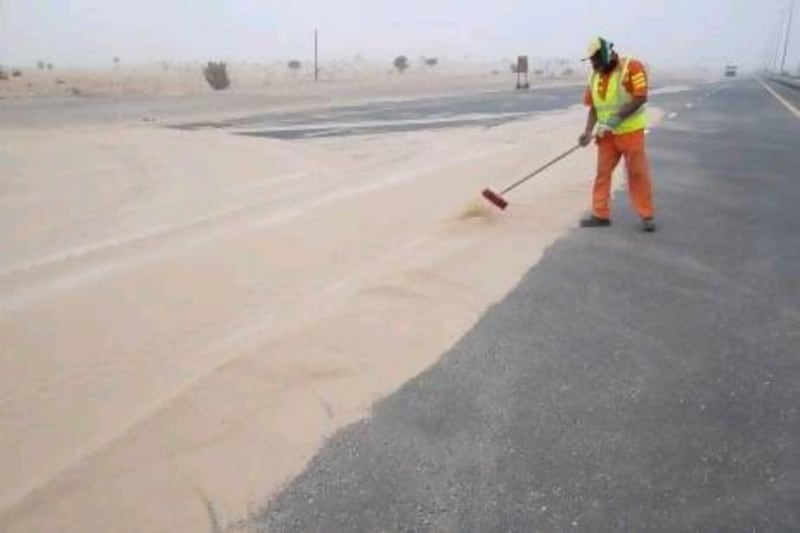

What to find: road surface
left=175, top=81, right=707, bottom=140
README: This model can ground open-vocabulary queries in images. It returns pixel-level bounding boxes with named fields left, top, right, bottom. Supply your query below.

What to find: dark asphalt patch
left=235, top=117, right=516, bottom=140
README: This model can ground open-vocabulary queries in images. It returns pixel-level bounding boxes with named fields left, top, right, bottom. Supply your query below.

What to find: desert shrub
left=203, top=61, right=230, bottom=90
left=393, top=56, right=409, bottom=73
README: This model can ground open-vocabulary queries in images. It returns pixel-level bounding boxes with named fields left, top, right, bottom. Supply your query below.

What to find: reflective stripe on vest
left=590, top=57, right=647, bottom=135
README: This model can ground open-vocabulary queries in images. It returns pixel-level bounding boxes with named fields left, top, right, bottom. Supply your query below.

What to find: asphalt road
left=765, top=76, right=800, bottom=111
left=176, top=81, right=714, bottom=139
left=243, top=78, right=799, bottom=531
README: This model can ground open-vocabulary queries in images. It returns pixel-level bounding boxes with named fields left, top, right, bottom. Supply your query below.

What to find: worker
left=578, top=37, right=656, bottom=232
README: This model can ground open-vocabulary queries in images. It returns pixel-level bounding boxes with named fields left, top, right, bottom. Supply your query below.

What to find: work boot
left=579, top=215, right=611, bottom=228
left=641, top=218, right=656, bottom=232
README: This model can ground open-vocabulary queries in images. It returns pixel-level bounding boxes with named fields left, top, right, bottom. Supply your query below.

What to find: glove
left=596, top=114, right=622, bottom=137
left=596, top=123, right=613, bottom=136
left=604, top=114, right=622, bottom=129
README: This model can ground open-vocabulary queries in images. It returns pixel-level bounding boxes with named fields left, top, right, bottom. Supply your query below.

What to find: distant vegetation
left=288, top=60, right=301, bottom=72
left=203, top=61, right=230, bottom=90
left=393, top=55, right=409, bottom=73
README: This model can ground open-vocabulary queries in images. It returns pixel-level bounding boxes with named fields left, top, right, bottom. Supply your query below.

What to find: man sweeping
left=579, top=37, right=656, bottom=232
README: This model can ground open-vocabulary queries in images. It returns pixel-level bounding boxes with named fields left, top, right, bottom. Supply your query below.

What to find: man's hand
left=595, top=114, right=621, bottom=138
left=595, top=124, right=614, bottom=138
left=579, top=132, right=593, bottom=147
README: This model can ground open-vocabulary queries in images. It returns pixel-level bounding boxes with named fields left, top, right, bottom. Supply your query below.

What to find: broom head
left=481, top=188, right=508, bottom=210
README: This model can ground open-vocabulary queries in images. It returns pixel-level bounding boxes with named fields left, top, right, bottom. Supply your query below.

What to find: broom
left=482, top=143, right=583, bottom=210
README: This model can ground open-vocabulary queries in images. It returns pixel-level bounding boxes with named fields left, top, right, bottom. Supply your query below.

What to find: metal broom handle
left=499, top=144, right=582, bottom=195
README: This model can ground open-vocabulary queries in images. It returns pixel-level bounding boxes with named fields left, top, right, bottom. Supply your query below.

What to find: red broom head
left=482, top=188, right=508, bottom=210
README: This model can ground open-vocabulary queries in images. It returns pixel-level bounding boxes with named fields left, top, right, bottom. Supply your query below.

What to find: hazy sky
left=1, top=0, right=798, bottom=71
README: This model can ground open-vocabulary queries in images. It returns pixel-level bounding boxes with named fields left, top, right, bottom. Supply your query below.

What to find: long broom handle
left=499, top=143, right=582, bottom=195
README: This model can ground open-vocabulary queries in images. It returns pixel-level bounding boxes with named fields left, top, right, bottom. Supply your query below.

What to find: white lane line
left=650, top=85, right=694, bottom=95
left=757, top=77, right=800, bottom=119
left=668, top=112, right=678, bottom=119
left=232, top=112, right=529, bottom=134
left=302, top=130, right=336, bottom=138
left=685, top=103, right=694, bottom=109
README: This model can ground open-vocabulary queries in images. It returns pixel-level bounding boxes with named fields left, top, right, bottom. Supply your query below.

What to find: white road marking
left=757, top=77, right=800, bottom=119
left=650, top=85, right=694, bottom=95
left=233, top=112, right=529, bottom=134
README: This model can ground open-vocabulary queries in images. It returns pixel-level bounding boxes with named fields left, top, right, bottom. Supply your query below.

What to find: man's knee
left=625, top=151, right=650, bottom=178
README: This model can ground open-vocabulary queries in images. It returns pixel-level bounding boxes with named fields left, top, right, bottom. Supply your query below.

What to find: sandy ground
left=0, top=61, right=710, bottom=103
left=0, top=62, right=584, bottom=108
left=0, top=80, right=663, bottom=531
left=0, top=64, right=591, bottom=131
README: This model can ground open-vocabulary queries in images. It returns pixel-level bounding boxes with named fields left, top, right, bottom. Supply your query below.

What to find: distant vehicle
left=724, top=65, right=738, bottom=77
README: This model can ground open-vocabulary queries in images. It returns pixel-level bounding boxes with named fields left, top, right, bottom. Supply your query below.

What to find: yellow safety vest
left=590, top=57, right=647, bottom=135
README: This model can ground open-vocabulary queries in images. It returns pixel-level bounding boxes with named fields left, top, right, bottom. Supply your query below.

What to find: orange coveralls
left=584, top=59, right=655, bottom=220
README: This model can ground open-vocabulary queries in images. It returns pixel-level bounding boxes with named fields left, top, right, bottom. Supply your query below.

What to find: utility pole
left=314, top=29, right=319, bottom=82
left=772, top=10, right=787, bottom=72
left=780, top=0, right=796, bottom=73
